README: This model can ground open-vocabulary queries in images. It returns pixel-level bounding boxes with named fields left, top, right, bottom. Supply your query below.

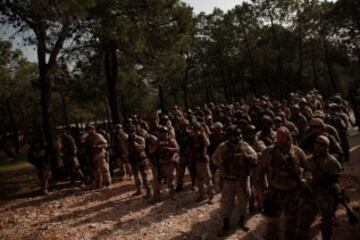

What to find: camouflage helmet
left=313, top=110, right=326, bottom=119
left=192, top=121, right=203, bottom=130
left=226, top=125, right=242, bottom=139
left=309, top=118, right=325, bottom=128
left=292, top=104, right=300, bottom=111
left=157, top=125, right=169, bottom=133
left=211, top=122, right=224, bottom=130
left=245, top=124, right=257, bottom=134
left=274, top=116, right=283, bottom=123
left=315, top=135, right=330, bottom=147
left=262, top=115, right=273, bottom=124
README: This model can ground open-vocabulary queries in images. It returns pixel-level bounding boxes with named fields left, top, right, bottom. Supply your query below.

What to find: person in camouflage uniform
left=175, top=119, right=195, bottom=192
left=208, top=122, right=226, bottom=191
left=188, top=121, right=215, bottom=202
left=60, top=131, right=85, bottom=184
left=27, top=138, right=50, bottom=195
left=296, top=135, right=342, bottom=240
left=257, top=126, right=309, bottom=240
left=85, top=124, right=111, bottom=188
left=127, top=125, right=151, bottom=197
left=256, top=115, right=276, bottom=147
left=300, top=118, right=344, bottom=164
left=150, top=126, right=179, bottom=202
left=212, top=125, right=258, bottom=236
left=244, top=124, right=266, bottom=212
left=114, top=124, right=130, bottom=180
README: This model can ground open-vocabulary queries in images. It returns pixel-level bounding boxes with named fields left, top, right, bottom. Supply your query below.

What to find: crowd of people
left=27, top=89, right=358, bottom=240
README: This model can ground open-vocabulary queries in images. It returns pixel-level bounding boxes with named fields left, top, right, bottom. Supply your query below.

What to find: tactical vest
left=268, top=146, right=301, bottom=189
left=127, top=138, right=143, bottom=164
left=222, top=141, right=249, bottom=182
left=190, top=135, right=207, bottom=162
left=157, top=140, right=175, bottom=165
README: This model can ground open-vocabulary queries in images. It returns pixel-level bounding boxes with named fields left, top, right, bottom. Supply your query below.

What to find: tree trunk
left=298, top=24, right=304, bottom=84
left=60, top=94, right=70, bottom=132
left=322, top=34, right=337, bottom=93
left=158, top=84, right=166, bottom=113
left=104, top=100, right=111, bottom=126
left=310, top=40, right=320, bottom=90
left=37, top=33, right=62, bottom=179
left=104, top=44, right=121, bottom=125
left=221, top=66, right=229, bottom=102
left=5, top=99, right=19, bottom=154
left=239, top=17, right=256, bottom=93
left=267, top=2, right=283, bottom=97
left=182, top=66, right=190, bottom=110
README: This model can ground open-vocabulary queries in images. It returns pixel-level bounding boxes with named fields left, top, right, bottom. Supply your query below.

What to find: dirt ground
left=1, top=138, right=360, bottom=240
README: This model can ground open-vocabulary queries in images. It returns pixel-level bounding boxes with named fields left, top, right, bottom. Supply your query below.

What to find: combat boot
left=145, top=187, right=152, bottom=199
left=175, top=185, right=183, bottom=192
left=195, top=195, right=206, bottom=203
left=169, top=189, right=176, bottom=200
left=239, top=215, right=249, bottom=232
left=132, top=188, right=142, bottom=196
left=217, top=218, right=230, bottom=237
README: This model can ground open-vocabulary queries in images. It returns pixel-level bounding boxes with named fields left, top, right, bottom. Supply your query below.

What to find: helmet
left=309, top=118, right=325, bottom=128
left=157, top=125, right=169, bottom=133
left=211, top=122, right=224, bottom=130
left=262, top=115, right=273, bottom=124
left=192, top=121, right=203, bottom=130
left=313, top=110, right=325, bottom=119
left=245, top=125, right=257, bottom=134
left=274, top=116, right=282, bottom=123
left=226, top=125, right=242, bottom=139
left=315, top=135, right=330, bottom=147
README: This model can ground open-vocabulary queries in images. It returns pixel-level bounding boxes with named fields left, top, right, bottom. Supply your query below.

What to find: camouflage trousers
left=195, top=161, right=214, bottom=198
left=221, top=178, right=248, bottom=218
left=296, top=187, right=336, bottom=240
left=64, top=156, right=84, bottom=182
left=176, top=154, right=196, bottom=188
left=37, top=164, right=50, bottom=193
left=153, top=162, right=176, bottom=199
left=92, top=155, right=111, bottom=188
left=265, top=188, right=300, bottom=240
left=131, top=162, right=150, bottom=192
left=117, top=155, right=131, bottom=179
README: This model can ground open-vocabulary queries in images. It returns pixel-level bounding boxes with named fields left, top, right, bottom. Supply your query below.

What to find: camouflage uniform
left=85, top=130, right=112, bottom=188
left=212, top=131, right=258, bottom=234
left=189, top=122, right=214, bottom=201
left=296, top=136, right=342, bottom=240
left=175, top=120, right=195, bottom=191
left=127, top=132, right=151, bottom=196
left=244, top=125, right=266, bottom=212
left=114, top=125, right=130, bottom=179
left=151, top=129, right=179, bottom=201
left=208, top=122, right=226, bottom=191
left=300, top=118, right=344, bottom=164
left=27, top=141, right=50, bottom=194
left=61, top=133, right=84, bottom=183
left=257, top=127, right=308, bottom=240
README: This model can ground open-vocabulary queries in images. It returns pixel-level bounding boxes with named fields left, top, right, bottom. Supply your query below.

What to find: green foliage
left=0, top=0, right=359, bottom=136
